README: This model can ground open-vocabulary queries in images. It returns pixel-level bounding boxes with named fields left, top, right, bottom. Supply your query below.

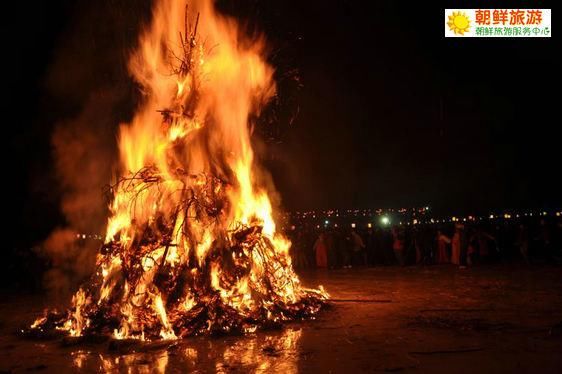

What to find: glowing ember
left=30, top=0, right=327, bottom=341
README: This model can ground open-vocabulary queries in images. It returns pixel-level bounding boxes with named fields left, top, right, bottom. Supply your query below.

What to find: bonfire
left=30, top=0, right=328, bottom=341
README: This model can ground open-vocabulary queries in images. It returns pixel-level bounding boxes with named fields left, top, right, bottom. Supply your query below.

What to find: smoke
left=41, top=228, right=93, bottom=302
left=37, top=0, right=149, bottom=299
left=41, top=92, right=119, bottom=300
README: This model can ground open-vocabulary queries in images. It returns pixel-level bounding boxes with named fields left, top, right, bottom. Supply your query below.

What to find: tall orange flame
left=31, top=0, right=327, bottom=341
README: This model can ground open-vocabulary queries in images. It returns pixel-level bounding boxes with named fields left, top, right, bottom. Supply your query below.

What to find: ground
left=1, top=265, right=562, bottom=373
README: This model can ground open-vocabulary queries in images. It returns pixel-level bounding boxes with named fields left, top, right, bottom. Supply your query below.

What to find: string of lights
left=75, top=208, right=561, bottom=238
left=279, top=208, right=562, bottom=230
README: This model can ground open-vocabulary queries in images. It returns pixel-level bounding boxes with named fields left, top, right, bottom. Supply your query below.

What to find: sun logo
left=447, top=11, right=470, bottom=35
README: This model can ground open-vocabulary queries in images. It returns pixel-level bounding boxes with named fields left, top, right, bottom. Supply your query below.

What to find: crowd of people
left=287, top=217, right=562, bottom=269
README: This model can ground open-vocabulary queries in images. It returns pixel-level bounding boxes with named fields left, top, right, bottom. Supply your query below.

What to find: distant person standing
left=476, top=228, right=495, bottom=264
left=392, top=227, right=405, bottom=266
left=324, top=230, right=337, bottom=269
left=351, top=229, right=367, bottom=266
left=537, top=219, right=553, bottom=264
left=293, top=231, right=310, bottom=268
left=313, top=232, right=328, bottom=268
left=365, top=228, right=376, bottom=266
left=451, top=224, right=463, bottom=266
left=421, top=226, right=435, bottom=265
left=459, top=225, right=469, bottom=269
left=342, top=230, right=353, bottom=268
left=516, top=223, right=530, bottom=264
left=436, top=229, right=451, bottom=264
left=382, top=228, right=395, bottom=265
left=466, top=228, right=478, bottom=266
left=413, top=227, right=423, bottom=264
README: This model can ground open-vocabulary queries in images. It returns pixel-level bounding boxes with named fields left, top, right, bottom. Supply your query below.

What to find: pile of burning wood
left=29, top=0, right=328, bottom=342
left=30, top=166, right=327, bottom=341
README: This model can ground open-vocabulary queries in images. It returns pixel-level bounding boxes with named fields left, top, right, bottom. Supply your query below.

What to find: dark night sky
left=7, top=0, right=559, bottom=248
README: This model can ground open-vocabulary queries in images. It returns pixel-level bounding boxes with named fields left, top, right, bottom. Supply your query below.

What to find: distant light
left=76, top=234, right=80, bottom=239
left=351, top=223, right=356, bottom=228
left=426, top=206, right=430, bottom=210
left=291, top=225, right=296, bottom=230
left=542, top=211, right=547, bottom=216
left=452, top=216, right=457, bottom=222
left=82, top=234, right=86, bottom=239
left=489, top=214, right=494, bottom=219
left=325, top=220, right=329, bottom=225
left=334, top=223, right=338, bottom=228
left=413, top=219, right=418, bottom=225
left=380, top=216, right=390, bottom=225
left=367, top=223, right=372, bottom=228
left=557, top=212, right=561, bottom=217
